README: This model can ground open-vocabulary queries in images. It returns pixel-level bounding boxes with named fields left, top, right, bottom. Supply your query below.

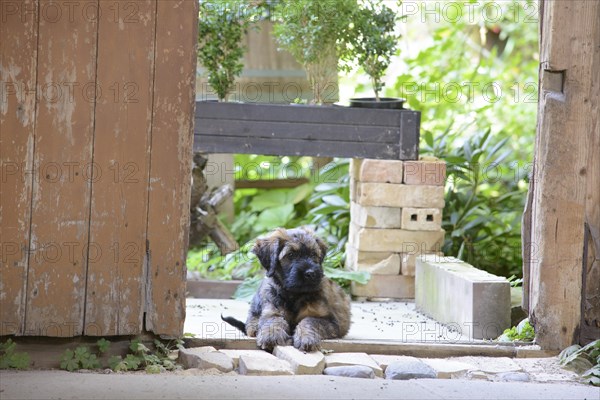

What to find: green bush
left=388, top=0, right=539, bottom=278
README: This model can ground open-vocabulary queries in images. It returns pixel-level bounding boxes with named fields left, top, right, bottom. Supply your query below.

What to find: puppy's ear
left=252, top=236, right=281, bottom=277
left=315, top=236, right=328, bottom=264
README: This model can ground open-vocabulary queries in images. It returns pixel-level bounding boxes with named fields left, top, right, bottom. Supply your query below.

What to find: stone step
left=324, top=352, right=383, bottom=378
left=273, top=346, right=325, bottom=375
left=415, top=255, right=511, bottom=340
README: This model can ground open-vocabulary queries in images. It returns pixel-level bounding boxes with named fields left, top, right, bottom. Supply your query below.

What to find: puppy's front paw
left=293, top=330, right=321, bottom=352
left=257, top=326, right=292, bottom=351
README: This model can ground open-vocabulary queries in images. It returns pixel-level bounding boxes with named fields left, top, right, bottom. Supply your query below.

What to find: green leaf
left=255, top=204, right=295, bottom=231
left=145, top=364, right=163, bottom=374
left=324, top=266, right=370, bottom=285
left=124, top=354, right=142, bottom=370
left=96, top=338, right=110, bottom=354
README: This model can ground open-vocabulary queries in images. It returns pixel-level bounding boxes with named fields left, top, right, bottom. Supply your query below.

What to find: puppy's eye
left=286, top=251, right=296, bottom=258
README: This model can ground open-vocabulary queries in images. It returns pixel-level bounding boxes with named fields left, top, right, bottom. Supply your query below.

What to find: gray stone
left=496, top=372, right=530, bottom=382
left=273, top=346, right=325, bottom=375
left=324, top=353, right=383, bottom=377
left=385, top=357, right=437, bottom=380
left=323, top=366, right=375, bottom=379
left=420, top=358, right=475, bottom=379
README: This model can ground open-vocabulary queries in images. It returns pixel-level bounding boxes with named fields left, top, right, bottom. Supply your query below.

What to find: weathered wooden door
left=1, top=0, right=198, bottom=338
left=522, top=0, right=600, bottom=349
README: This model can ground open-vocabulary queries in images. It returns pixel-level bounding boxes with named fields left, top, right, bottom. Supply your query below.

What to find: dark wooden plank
left=196, top=101, right=404, bottom=126
left=235, top=178, right=309, bottom=189
left=145, top=0, right=198, bottom=337
left=197, top=119, right=400, bottom=143
left=196, top=136, right=399, bottom=159
left=0, top=0, right=38, bottom=336
left=84, top=0, right=155, bottom=336
left=194, top=102, right=420, bottom=160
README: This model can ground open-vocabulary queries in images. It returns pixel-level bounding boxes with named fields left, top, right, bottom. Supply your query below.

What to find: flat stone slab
left=178, top=346, right=217, bottom=369
left=415, top=255, right=511, bottom=339
left=218, top=350, right=274, bottom=369
left=385, top=357, right=437, bottom=380
left=273, top=346, right=325, bottom=375
left=323, top=365, right=375, bottom=379
left=177, top=347, right=233, bottom=372
left=325, top=353, right=383, bottom=378
left=238, top=354, right=293, bottom=376
left=453, top=357, right=522, bottom=374
left=420, top=358, right=476, bottom=379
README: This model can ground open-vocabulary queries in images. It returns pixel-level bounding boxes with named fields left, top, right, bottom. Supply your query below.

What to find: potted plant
left=349, top=0, right=404, bottom=109
left=198, top=0, right=259, bottom=102
left=272, top=0, right=358, bottom=105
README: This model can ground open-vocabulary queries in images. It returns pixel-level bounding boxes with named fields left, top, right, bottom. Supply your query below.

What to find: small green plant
left=559, top=340, right=600, bottom=386
left=273, top=0, right=358, bottom=104
left=0, top=339, right=30, bottom=370
left=59, top=338, right=110, bottom=371
left=350, top=0, right=400, bottom=100
left=108, top=338, right=184, bottom=373
left=198, top=1, right=259, bottom=101
left=497, top=318, right=535, bottom=342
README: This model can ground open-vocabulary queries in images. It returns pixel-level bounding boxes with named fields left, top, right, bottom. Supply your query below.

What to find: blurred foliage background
left=189, top=0, right=539, bottom=293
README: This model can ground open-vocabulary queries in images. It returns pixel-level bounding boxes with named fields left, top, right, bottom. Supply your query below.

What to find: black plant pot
left=349, top=97, right=406, bottom=110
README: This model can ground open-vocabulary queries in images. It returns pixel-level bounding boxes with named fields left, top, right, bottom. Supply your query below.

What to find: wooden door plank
left=527, top=0, right=600, bottom=349
left=145, top=0, right=197, bottom=337
left=24, top=0, right=98, bottom=337
left=0, top=0, right=38, bottom=336
left=83, top=0, right=156, bottom=336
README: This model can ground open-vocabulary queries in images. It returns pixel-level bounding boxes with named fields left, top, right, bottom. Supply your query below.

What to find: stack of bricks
left=347, top=157, right=447, bottom=299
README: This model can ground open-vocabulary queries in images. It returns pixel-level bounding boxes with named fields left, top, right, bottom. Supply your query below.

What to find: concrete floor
left=2, top=370, right=598, bottom=400
left=185, top=299, right=477, bottom=343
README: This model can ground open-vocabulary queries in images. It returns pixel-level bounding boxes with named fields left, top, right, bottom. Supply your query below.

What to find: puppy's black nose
left=305, top=270, right=316, bottom=279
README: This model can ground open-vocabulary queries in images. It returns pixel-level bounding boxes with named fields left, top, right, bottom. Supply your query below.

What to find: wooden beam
left=0, top=0, right=38, bottom=336
left=194, top=102, right=420, bottom=160
left=145, top=0, right=198, bottom=337
left=525, top=0, right=600, bottom=350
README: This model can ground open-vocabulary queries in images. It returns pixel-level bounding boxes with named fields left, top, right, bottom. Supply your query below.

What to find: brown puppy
left=222, top=227, right=351, bottom=352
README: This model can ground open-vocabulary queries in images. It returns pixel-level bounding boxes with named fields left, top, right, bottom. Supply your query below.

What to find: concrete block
left=415, top=255, right=511, bottom=340
left=349, top=223, right=445, bottom=253
left=273, top=346, right=325, bottom=375
left=345, top=245, right=401, bottom=274
left=350, top=201, right=402, bottom=229
left=403, top=159, right=446, bottom=186
left=351, top=158, right=404, bottom=184
left=351, top=274, right=414, bottom=299
left=401, top=252, right=444, bottom=276
left=401, top=208, right=442, bottom=231
left=355, top=182, right=445, bottom=208
left=324, top=353, right=383, bottom=377
left=238, top=354, right=293, bottom=376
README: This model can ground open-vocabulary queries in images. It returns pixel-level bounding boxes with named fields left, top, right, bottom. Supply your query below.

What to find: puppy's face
left=253, top=227, right=328, bottom=293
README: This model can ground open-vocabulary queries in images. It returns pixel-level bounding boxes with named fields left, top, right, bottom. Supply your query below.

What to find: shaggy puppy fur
left=222, top=227, right=351, bottom=352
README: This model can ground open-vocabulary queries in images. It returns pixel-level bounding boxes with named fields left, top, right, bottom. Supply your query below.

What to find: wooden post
left=523, top=0, right=600, bottom=350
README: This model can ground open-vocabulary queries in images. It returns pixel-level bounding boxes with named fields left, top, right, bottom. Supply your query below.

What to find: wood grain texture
left=145, top=0, right=197, bottom=337
left=83, top=0, right=156, bottom=336
left=24, top=0, right=98, bottom=337
left=0, top=0, right=38, bottom=335
left=526, top=0, right=600, bottom=349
